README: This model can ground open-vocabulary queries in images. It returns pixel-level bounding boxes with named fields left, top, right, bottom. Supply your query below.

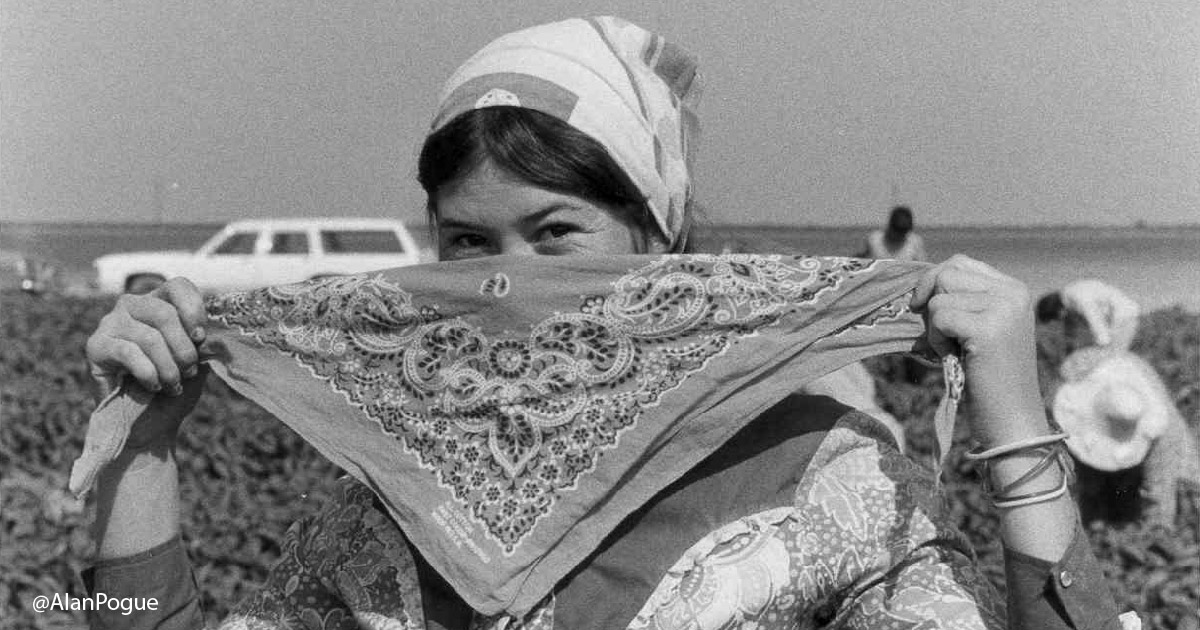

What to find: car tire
left=125, top=274, right=166, bottom=294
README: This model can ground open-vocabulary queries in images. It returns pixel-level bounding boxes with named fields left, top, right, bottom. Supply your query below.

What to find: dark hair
left=888, top=205, right=913, bottom=235
left=418, top=107, right=692, bottom=252
left=1036, top=292, right=1065, bottom=323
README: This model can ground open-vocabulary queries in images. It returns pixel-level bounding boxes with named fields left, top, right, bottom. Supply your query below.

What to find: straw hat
left=1052, top=347, right=1172, bottom=471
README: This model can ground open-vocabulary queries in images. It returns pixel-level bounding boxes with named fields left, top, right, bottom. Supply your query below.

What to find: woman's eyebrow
left=520, top=203, right=593, bottom=226
left=435, top=217, right=482, bottom=232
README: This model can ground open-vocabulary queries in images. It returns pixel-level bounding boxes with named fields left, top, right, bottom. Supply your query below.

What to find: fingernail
left=168, top=382, right=184, bottom=397
left=183, top=365, right=198, bottom=379
left=148, top=381, right=162, bottom=392
left=191, top=327, right=206, bottom=342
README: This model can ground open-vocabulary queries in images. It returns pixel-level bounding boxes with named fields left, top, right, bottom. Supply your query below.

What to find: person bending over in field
left=1037, top=279, right=1140, bottom=352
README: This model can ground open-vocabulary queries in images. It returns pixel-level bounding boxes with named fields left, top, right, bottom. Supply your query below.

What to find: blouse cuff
left=82, top=536, right=204, bottom=630
left=1004, top=521, right=1135, bottom=630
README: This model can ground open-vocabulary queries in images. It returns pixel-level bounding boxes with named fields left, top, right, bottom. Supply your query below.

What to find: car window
left=320, top=230, right=404, bottom=254
left=271, top=231, right=310, bottom=254
left=212, top=231, right=258, bottom=255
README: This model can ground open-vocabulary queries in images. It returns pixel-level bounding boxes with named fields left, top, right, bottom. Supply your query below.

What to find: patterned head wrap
left=431, top=17, right=701, bottom=248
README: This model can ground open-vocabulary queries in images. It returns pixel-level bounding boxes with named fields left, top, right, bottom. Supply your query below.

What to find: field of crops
left=2, top=291, right=1197, bottom=629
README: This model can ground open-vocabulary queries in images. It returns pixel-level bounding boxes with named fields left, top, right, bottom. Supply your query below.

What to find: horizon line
left=4, top=219, right=1200, bottom=231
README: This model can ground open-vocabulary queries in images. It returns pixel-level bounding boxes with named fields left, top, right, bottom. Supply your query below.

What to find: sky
left=2, top=0, right=1198, bottom=227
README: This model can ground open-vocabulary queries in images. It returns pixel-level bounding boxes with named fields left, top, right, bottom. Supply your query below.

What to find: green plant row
left=2, top=292, right=1196, bottom=629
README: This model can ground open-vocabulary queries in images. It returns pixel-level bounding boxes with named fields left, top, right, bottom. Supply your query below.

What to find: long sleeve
left=804, top=413, right=1132, bottom=630
left=1107, top=290, right=1141, bottom=350
left=820, top=415, right=1005, bottom=629
left=1005, top=521, right=1132, bottom=630
left=84, top=504, right=373, bottom=630
left=1078, top=301, right=1113, bottom=346
left=841, top=541, right=1003, bottom=628
left=840, top=526, right=1137, bottom=630
left=220, top=478, right=425, bottom=630
left=82, top=478, right=425, bottom=630
left=82, top=536, right=205, bottom=630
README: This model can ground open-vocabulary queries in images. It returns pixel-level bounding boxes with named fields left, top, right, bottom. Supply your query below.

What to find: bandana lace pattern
left=207, top=254, right=877, bottom=552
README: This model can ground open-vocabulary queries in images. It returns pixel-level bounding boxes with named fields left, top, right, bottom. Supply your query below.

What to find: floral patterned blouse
left=86, top=404, right=1131, bottom=630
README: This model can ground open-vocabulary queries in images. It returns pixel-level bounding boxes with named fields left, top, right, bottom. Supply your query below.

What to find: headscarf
left=71, top=253, right=960, bottom=616
left=431, top=17, right=701, bottom=248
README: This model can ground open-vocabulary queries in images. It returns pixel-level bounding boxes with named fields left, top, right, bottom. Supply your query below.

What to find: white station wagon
left=94, top=218, right=424, bottom=294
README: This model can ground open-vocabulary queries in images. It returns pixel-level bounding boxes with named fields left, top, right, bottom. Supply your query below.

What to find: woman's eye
left=452, top=234, right=487, bottom=248
left=537, top=223, right=574, bottom=240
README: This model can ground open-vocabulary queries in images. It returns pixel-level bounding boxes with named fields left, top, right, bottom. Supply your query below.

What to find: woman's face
left=434, top=160, right=664, bottom=261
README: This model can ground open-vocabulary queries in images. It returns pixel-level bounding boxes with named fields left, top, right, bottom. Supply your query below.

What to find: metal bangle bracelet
left=963, top=432, right=1069, bottom=461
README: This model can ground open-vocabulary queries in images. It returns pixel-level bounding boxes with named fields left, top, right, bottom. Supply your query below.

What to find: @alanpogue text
left=32, top=592, right=158, bottom=616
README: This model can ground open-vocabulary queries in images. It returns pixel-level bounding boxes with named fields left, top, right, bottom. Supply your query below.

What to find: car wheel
left=125, top=274, right=166, bottom=294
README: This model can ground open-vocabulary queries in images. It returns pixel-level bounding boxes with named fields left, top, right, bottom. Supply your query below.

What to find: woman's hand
left=910, top=255, right=1051, bottom=448
left=85, top=277, right=208, bottom=449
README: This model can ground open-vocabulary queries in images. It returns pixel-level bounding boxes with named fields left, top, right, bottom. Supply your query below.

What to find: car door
left=194, top=229, right=261, bottom=291
left=253, top=228, right=314, bottom=285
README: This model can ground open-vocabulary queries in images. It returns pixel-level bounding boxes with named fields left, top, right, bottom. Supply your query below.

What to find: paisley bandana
left=72, top=254, right=957, bottom=616
left=432, top=17, right=700, bottom=247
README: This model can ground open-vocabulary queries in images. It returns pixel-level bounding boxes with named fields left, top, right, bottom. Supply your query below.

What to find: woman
left=82, top=17, right=1130, bottom=629
left=862, top=205, right=927, bottom=262
left=1051, top=346, right=1200, bottom=527
left=1036, top=279, right=1141, bottom=352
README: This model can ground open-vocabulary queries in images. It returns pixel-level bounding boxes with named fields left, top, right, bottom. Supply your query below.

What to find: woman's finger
left=910, top=264, right=943, bottom=311
left=118, top=294, right=200, bottom=378
left=154, top=277, right=207, bottom=343
left=910, top=262, right=984, bottom=311
left=927, top=291, right=993, bottom=314
left=88, top=304, right=185, bottom=394
left=931, top=267, right=996, bottom=295
left=923, top=292, right=987, bottom=358
left=923, top=321, right=959, bottom=358
left=942, top=253, right=1007, bottom=279
left=117, top=319, right=185, bottom=394
left=911, top=254, right=1012, bottom=312
left=85, top=335, right=162, bottom=393
left=928, top=301, right=983, bottom=348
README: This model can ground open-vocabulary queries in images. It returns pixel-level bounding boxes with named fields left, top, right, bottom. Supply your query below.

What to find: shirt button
left=1059, top=570, right=1074, bottom=588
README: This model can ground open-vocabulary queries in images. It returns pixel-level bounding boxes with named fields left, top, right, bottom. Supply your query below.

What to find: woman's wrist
left=93, top=444, right=181, bottom=560
left=965, top=432, right=1066, bottom=462
left=960, top=350, right=1050, bottom=434
left=985, top=448, right=1067, bottom=492
left=970, top=411, right=1053, bottom=451
left=961, top=344, right=1049, bottom=446
left=990, top=448, right=1079, bottom=561
left=103, top=440, right=176, bottom=476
